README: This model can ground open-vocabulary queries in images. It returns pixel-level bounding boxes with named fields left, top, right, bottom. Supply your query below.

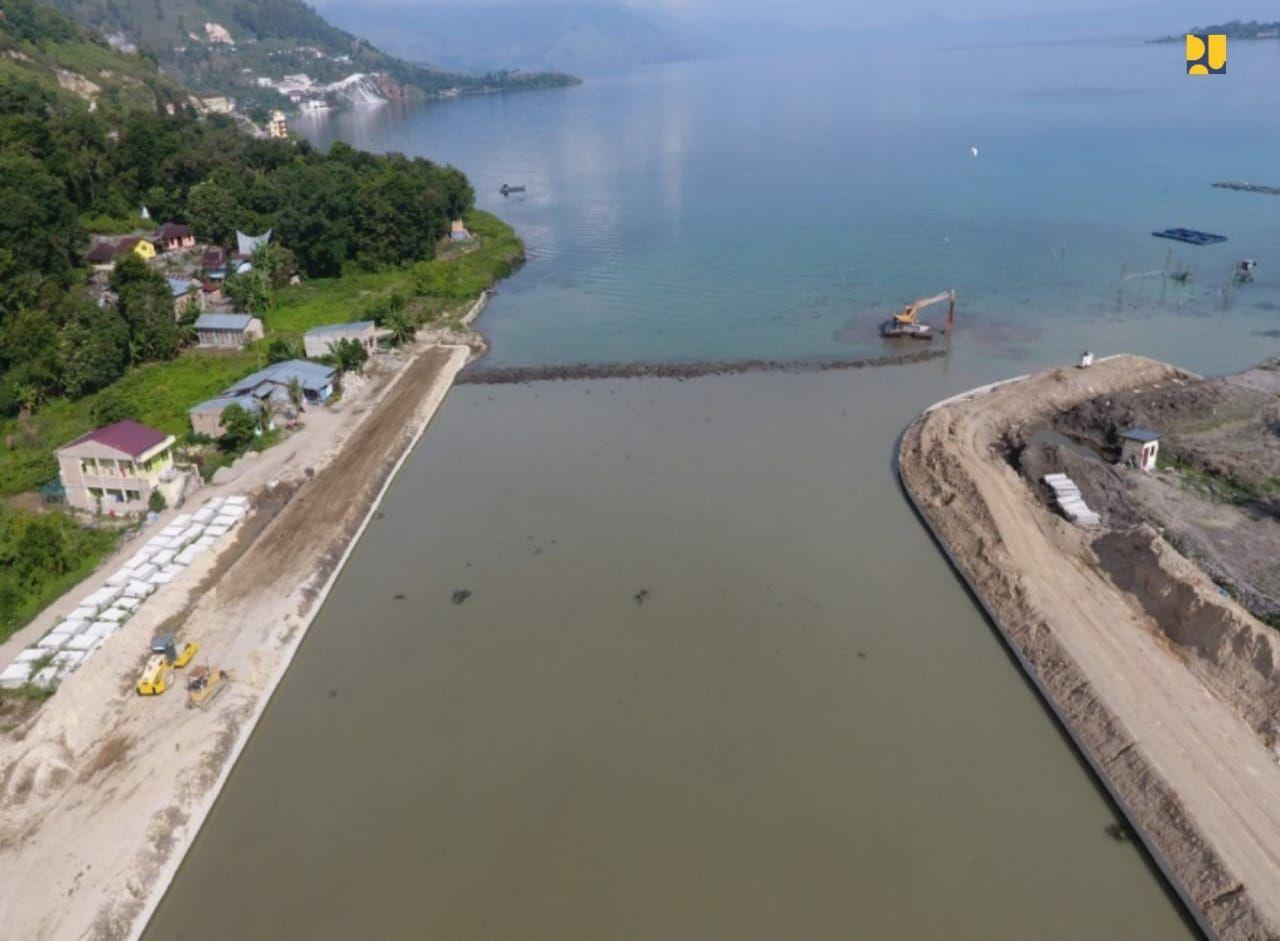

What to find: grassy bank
left=0, top=210, right=522, bottom=499
left=0, top=506, right=120, bottom=643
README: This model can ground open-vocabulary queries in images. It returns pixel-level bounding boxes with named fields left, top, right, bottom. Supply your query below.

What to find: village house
left=119, top=236, right=156, bottom=262
left=86, top=236, right=155, bottom=268
left=188, top=393, right=266, bottom=438
left=224, top=359, right=336, bottom=405
left=168, top=278, right=198, bottom=316
left=201, top=247, right=228, bottom=280
left=450, top=218, right=472, bottom=241
left=56, top=420, right=183, bottom=514
left=189, top=359, right=337, bottom=437
left=303, top=320, right=378, bottom=359
left=194, top=313, right=265, bottom=349
left=1119, top=428, right=1161, bottom=472
left=155, top=222, right=196, bottom=253
left=201, top=95, right=235, bottom=115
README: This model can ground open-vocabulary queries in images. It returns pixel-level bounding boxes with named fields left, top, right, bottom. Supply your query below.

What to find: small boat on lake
left=500, top=184, right=526, bottom=196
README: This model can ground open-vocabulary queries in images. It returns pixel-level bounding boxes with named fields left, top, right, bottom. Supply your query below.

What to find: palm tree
left=257, top=395, right=278, bottom=434
left=285, top=377, right=305, bottom=415
left=385, top=310, right=415, bottom=348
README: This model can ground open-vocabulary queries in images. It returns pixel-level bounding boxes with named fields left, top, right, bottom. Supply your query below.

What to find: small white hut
left=1119, top=428, right=1160, bottom=472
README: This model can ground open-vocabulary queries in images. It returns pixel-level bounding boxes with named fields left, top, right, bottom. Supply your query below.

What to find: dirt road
left=0, top=343, right=468, bottom=940
left=900, top=355, right=1280, bottom=940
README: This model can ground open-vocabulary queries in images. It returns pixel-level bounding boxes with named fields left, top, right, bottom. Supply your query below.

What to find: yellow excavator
left=881, top=290, right=955, bottom=340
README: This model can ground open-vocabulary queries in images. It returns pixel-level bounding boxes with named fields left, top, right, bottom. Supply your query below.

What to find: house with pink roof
left=56, top=420, right=181, bottom=514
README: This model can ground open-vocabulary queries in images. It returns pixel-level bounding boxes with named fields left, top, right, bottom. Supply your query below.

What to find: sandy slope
left=899, top=355, right=1280, bottom=940
left=0, top=342, right=468, bottom=941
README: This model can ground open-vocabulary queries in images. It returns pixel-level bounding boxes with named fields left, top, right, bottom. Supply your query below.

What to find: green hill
left=38, top=0, right=577, bottom=112
left=0, top=0, right=192, bottom=112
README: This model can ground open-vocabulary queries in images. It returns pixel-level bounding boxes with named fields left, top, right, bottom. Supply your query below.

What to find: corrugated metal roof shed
left=195, top=313, right=254, bottom=331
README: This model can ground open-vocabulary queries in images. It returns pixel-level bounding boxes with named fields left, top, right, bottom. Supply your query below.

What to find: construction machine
left=152, top=633, right=198, bottom=669
left=186, top=666, right=228, bottom=709
left=880, top=290, right=955, bottom=339
left=137, top=655, right=172, bottom=696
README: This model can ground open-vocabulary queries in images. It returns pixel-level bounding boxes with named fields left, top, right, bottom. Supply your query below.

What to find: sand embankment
left=898, top=354, right=1280, bottom=940
left=0, top=341, right=469, bottom=940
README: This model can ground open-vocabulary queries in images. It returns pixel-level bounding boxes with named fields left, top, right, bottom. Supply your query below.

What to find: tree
left=266, top=337, right=297, bottom=364
left=383, top=309, right=415, bottom=347
left=218, top=403, right=258, bottom=452
left=148, top=489, right=166, bottom=514
left=0, top=153, right=82, bottom=309
left=285, top=376, right=305, bottom=414
left=223, top=268, right=270, bottom=315
left=186, top=179, right=238, bottom=245
left=257, top=394, right=277, bottom=434
left=110, top=256, right=181, bottom=362
left=56, top=301, right=130, bottom=398
left=330, top=338, right=369, bottom=375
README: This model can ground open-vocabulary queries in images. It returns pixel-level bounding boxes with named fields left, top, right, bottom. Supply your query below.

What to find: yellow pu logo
left=1187, top=34, right=1226, bottom=74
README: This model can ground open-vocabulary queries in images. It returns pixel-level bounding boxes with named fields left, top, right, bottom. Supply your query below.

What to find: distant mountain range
left=37, top=0, right=578, bottom=114
left=1152, top=19, right=1280, bottom=42
left=321, top=1, right=718, bottom=75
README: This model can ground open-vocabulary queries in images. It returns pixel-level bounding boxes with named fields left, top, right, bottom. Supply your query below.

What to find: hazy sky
left=312, top=0, right=1270, bottom=31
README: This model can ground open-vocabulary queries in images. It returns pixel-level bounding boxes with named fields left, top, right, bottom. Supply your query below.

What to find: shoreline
left=127, top=341, right=470, bottom=941
left=898, top=355, right=1280, bottom=940
left=0, top=328, right=473, bottom=939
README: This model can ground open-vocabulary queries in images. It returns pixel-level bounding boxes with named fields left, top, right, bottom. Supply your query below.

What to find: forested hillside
left=0, top=0, right=475, bottom=414
left=39, top=0, right=577, bottom=110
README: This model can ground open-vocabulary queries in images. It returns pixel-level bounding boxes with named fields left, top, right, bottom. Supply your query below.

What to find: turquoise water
left=301, top=41, right=1280, bottom=375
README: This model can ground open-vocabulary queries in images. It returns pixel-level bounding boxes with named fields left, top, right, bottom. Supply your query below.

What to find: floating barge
left=1152, top=228, right=1228, bottom=246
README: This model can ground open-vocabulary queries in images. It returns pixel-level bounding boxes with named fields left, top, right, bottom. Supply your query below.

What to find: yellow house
left=120, top=236, right=157, bottom=261
left=56, top=420, right=179, bottom=514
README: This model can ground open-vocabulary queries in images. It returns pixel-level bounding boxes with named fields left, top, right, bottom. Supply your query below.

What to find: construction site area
left=1008, top=357, right=1280, bottom=629
left=900, top=354, right=1280, bottom=940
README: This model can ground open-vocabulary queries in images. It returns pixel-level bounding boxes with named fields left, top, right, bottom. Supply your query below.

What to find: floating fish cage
left=1152, top=228, right=1228, bottom=246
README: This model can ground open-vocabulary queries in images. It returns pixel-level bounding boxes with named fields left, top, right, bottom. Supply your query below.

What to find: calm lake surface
left=148, top=40, right=1279, bottom=938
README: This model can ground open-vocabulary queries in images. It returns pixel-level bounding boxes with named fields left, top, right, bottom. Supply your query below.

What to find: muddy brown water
left=146, top=359, right=1197, bottom=939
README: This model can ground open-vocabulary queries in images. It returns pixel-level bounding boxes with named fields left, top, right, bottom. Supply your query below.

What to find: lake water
left=146, top=40, right=1280, bottom=938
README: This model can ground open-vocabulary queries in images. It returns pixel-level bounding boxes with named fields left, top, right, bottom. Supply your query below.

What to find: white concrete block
left=176, top=545, right=206, bottom=566
left=124, top=580, right=156, bottom=599
left=64, top=634, right=99, bottom=652
left=0, top=662, right=33, bottom=687
left=205, top=525, right=230, bottom=539
left=37, top=632, right=70, bottom=650
left=16, top=648, right=45, bottom=663
left=133, top=563, right=158, bottom=581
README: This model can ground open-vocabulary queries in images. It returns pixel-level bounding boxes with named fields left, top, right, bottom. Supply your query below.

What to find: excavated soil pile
left=1094, top=527, right=1280, bottom=748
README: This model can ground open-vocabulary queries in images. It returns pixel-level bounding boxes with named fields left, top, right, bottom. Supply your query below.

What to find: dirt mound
left=1056, top=375, right=1229, bottom=450
left=1094, top=526, right=1280, bottom=747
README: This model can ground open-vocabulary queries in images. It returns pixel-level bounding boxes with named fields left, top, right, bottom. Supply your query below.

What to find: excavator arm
left=893, top=290, right=956, bottom=325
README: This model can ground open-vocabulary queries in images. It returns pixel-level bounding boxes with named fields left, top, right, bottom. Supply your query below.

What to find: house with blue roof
left=188, top=360, right=337, bottom=437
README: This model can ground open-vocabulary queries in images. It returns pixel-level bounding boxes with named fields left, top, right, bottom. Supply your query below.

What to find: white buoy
left=970, top=146, right=980, bottom=157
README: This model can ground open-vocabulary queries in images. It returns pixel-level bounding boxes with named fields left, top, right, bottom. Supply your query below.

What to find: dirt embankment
left=900, top=355, right=1280, bottom=940
left=1094, top=527, right=1280, bottom=748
